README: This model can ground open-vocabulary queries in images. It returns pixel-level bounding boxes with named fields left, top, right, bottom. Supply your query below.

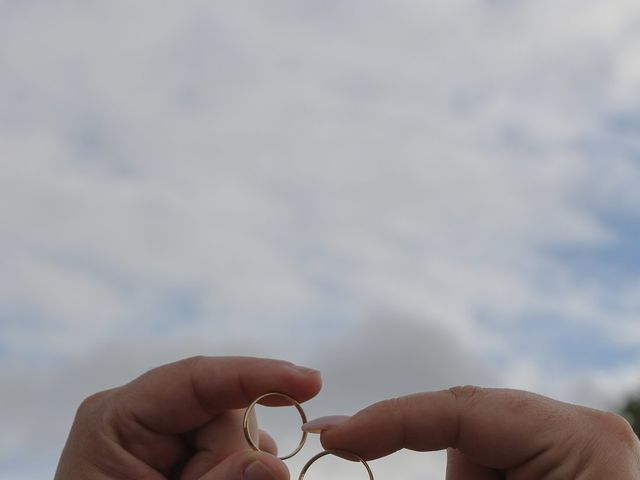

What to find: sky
left=1, top=1, right=640, bottom=478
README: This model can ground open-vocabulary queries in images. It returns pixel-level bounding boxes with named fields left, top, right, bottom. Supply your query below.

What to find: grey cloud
left=3, top=1, right=640, bottom=478
left=309, top=316, right=498, bottom=415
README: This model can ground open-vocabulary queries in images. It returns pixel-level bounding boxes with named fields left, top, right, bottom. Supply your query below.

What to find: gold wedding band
left=299, top=449, right=374, bottom=480
left=242, top=392, right=308, bottom=460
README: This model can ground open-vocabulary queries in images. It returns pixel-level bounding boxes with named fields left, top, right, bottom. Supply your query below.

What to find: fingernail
left=291, top=365, right=321, bottom=376
left=302, top=415, right=351, bottom=433
left=243, top=460, right=278, bottom=480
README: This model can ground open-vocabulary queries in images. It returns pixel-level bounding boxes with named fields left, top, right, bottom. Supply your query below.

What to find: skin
left=54, top=356, right=322, bottom=480
left=55, top=357, right=640, bottom=479
left=314, top=386, right=640, bottom=479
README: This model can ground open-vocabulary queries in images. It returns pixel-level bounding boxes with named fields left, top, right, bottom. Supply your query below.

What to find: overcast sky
left=1, top=1, right=640, bottom=479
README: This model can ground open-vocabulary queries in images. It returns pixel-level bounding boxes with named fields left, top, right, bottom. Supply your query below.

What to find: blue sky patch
left=483, top=313, right=640, bottom=374
left=551, top=212, right=640, bottom=286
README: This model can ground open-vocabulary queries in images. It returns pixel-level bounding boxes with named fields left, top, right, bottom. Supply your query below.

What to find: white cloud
left=2, top=0, right=640, bottom=478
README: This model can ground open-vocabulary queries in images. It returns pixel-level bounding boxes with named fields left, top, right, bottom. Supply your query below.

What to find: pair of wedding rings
left=242, top=392, right=374, bottom=480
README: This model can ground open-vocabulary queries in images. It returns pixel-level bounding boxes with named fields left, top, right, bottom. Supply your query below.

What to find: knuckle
left=76, top=388, right=121, bottom=430
left=185, top=355, right=210, bottom=378
left=590, top=410, right=638, bottom=446
left=448, top=385, right=483, bottom=404
left=381, top=396, right=411, bottom=445
left=447, top=386, right=483, bottom=448
left=77, top=391, right=108, bottom=417
left=186, top=354, right=207, bottom=364
left=179, top=355, right=207, bottom=374
left=386, top=395, right=411, bottom=418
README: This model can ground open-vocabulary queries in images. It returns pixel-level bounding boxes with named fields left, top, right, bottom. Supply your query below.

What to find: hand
left=55, top=356, right=322, bottom=480
left=303, top=386, right=640, bottom=479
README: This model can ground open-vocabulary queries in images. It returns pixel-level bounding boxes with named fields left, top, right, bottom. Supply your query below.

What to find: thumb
left=198, top=451, right=289, bottom=480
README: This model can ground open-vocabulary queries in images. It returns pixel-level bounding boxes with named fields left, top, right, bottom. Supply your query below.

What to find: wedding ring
left=243, top=392, right=308, bottom=460
left=298, top=450, right=374, bottom=480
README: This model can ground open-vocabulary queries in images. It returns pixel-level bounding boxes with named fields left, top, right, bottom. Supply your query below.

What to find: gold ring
left=298, top=450, right=374, bottom=480
left=243, top=392, right=308, bottom=460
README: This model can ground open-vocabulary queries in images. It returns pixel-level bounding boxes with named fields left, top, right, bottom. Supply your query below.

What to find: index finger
left=313, top=387, right=580, bottom=469
left=116, top=356, right=322, bottom=434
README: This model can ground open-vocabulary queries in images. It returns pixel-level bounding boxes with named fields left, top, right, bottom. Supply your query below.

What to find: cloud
left=310, top=316, right=498, bottom=412
left=1, top=0, right=640, bottom=478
